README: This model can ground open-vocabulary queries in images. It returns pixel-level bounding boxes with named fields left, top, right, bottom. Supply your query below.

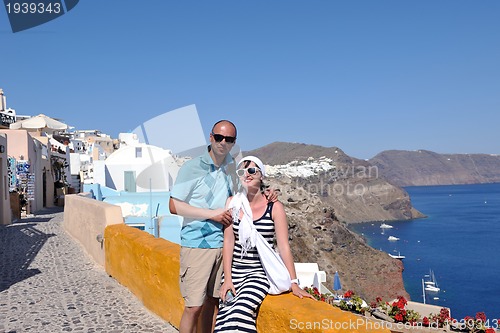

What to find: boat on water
left=388, top=236, right=400, bottom=241
left=424, top=269, right=441, bottom=292
left=426, top=285, right=440, bottom=292
left=421, top=274, right=441, bottom=304
left=380, top=223, right=393, bottom=229
left=389, top=252, right=405, bottom=259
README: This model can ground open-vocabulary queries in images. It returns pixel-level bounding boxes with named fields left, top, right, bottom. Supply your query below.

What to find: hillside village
left=0, top=88, right=185, bottom=224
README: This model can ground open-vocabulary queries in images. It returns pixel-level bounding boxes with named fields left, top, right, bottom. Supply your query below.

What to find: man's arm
left=169, top=197, right=232, bottom=227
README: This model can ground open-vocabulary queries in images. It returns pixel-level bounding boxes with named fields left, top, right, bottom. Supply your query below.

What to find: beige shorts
left=179, top=247, right=223, bottom=307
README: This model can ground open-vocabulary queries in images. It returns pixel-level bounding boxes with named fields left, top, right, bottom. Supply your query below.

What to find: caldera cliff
left=369, top=149, right=500, bottom=187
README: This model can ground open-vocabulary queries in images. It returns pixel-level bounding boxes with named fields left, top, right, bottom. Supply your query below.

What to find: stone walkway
left=0, top=207, right=178, bottom=333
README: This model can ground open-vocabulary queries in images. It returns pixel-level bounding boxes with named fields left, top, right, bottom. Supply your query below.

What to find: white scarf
left=227, top=190, right=256, bottom=257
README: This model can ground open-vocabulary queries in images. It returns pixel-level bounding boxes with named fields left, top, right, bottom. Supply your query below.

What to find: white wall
left=69, top=153, right=81, bottom=176
left=104, top=144, right=179, bottom=192
left=93, top=160, right=106, bottom=186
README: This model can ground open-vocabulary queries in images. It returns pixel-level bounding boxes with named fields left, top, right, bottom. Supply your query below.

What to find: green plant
left=373, top=296, right=420, bottom=325
left=303, top=286, right=330, bottom=302
left=338, top=290, right=368, bottom=315
left=423, top=307, right=451, bottom=328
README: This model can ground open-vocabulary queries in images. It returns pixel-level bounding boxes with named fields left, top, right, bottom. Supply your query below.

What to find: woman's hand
left=291, top=283, right=315, bottom=300
left=219, top=280, right=236, bottom=303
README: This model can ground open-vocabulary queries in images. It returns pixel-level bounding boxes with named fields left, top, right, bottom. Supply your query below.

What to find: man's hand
left=170, top=198, right=234, bottom=226
left=212, top=209, right=233, bottom=227
left=265, top=187, right=280, bottom=203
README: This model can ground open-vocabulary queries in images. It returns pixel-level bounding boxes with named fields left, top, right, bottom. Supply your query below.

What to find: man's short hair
left=212, top=120, right=237, bottom=138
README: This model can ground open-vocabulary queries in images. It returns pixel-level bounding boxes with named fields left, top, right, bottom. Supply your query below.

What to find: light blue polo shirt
left=171, top=146, right=238, bottom=248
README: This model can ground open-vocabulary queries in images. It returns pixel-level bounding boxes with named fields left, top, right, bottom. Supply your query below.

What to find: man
left=169, top=120, right=239, bottom=333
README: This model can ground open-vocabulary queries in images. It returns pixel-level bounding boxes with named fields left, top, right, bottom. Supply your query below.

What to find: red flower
left=396, top=296, right=407, bottom=309
left=475, top=312, right=487, bottom=322
left=376, top=297, right=382, bottom=303
left=439, top=308, right=450, bottom=318
left=422, top=317, right=430, bottom=326
left=343, top=290, right=354, bottom=298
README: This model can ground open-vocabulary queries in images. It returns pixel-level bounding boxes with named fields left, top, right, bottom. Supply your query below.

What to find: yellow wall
left=104, top=224, right=390, bottom=333
left=104, top=224, right=184, bottom=327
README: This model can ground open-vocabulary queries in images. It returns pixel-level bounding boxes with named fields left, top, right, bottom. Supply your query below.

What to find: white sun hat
left=237, top=155, right=266, bottom=177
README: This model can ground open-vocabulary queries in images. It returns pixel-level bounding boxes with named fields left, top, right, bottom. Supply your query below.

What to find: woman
left=214, top=156, right=313, bottom=332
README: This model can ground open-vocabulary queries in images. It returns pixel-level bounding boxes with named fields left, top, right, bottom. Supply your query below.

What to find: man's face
left=210, top=122, right=236, bottom=158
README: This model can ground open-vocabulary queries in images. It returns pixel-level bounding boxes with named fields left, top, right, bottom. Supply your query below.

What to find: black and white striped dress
left=214, top=202, right=275, bottom=333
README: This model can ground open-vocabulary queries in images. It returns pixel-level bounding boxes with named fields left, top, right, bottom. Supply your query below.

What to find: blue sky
left=1, top=1, right=499, bottom=159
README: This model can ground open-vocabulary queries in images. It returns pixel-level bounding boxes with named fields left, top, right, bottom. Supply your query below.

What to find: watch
left=290, top=278, right=300, bottom=285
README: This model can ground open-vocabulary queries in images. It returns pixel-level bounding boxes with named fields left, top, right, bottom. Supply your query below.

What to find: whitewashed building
left=104, top=137, right=179, bottom=192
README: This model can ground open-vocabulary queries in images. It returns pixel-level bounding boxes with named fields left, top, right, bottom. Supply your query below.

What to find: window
left=135, top=147, right=142, bottom=158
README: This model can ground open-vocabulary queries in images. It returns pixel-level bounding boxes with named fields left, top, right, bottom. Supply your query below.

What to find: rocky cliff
left=244, top=142, right=419, bottom=302
left=369, top=150, right=500, bottom=187
left=247, top=142, right=424, bottom=223
left=266, top=176, right=410, bottom=302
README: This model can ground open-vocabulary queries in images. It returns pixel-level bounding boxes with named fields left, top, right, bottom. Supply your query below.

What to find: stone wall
left=63, top=194, right=123, bottom=266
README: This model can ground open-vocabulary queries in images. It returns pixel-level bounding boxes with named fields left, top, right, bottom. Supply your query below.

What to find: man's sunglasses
left=236, top=167, right=261, bottom=177
left=211, top=132, right=236, bottom=143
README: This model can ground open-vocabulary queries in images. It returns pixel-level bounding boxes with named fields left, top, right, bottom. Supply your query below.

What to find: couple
left=169, top=120, right=313, bottom=333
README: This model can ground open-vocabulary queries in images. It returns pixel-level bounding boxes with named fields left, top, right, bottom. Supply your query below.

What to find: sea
left=348, top=183, right=500, bottom=321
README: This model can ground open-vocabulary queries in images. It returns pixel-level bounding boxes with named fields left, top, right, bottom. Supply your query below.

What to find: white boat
left=380, top=223, right=393, bottom=229
left=424, top=270, right=440, bottom=292
left=425, top=285, right=441, bottom=293
left=388, top=236, right=400, bottom=241
left=389, top=252, right=405, bottom=259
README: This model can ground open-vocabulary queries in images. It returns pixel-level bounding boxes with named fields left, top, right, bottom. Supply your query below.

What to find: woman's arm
left=273, top=201, right=315, bottom=299
left=220, top=223, right=236, bottom=302
left=219, top=197, right=237, bottom=302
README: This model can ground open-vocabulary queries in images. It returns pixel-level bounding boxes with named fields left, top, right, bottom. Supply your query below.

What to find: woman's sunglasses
left=236, top=167, right=261, bottom=177
left=211, top=132, right=236, bottom=143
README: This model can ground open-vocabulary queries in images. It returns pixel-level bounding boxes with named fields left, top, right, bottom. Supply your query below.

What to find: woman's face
left=237, top=161, right=262, bottom=191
